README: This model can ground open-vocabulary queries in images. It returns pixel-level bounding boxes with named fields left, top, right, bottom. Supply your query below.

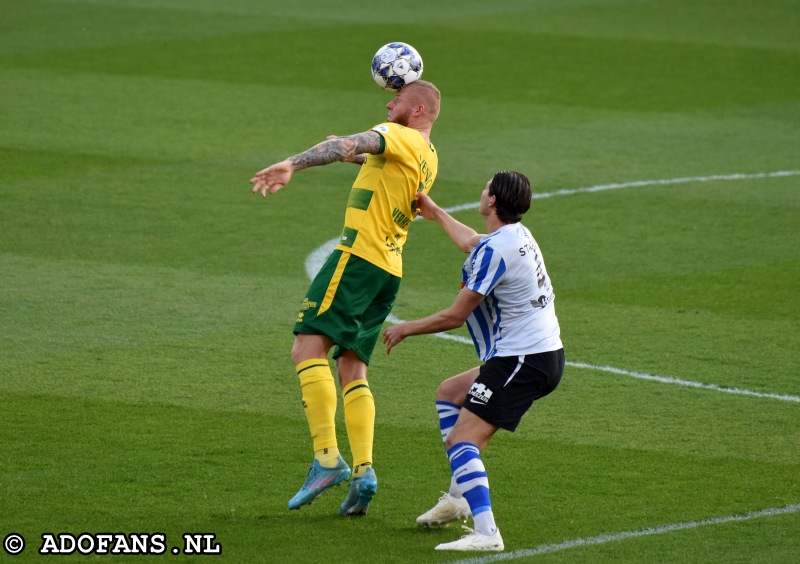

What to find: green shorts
left=294, top=249, right=401, bottom=364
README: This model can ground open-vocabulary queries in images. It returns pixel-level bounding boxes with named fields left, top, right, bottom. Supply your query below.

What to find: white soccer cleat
left=435, top=526, right=504, bottom=552
left=416, top=492, right=471, bottom=527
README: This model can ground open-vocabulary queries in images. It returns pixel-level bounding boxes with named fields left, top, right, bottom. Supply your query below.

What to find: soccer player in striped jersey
left=383, top=171, right=564, bottom=551
left=250, top=80, right=440, bottom=516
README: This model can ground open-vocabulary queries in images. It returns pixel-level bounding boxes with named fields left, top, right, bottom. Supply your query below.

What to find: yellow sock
left=352, top=463, right=372, bottom=478
left=314, top=446, right=341, bottom=468
left=296, top=359, right=340, bottom=467
left=342, top=379, right=375, bottom=472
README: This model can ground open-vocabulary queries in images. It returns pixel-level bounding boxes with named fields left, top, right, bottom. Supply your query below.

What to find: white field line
left=305, top=170, right=800, bottom=280
left=448, top=503, right=800, bottom=564
left=568, top=361, right=800, bottom=403
left=304, top=171, right=800, bottom=404
left=443, top=170, right=800, bottom=214
left=391, top=324, right=800, bottom=403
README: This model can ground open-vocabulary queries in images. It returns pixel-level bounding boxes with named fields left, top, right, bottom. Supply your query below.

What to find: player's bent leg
left=291, top=333, right=333, bottom=366
left=434, top=411, right=502, bottom=549
left=434, top=442, right=503, bottom=551
left=292, top=335, right=340, bottom=462
left=341, top=378, right=375, bottom=474
left=338, top=354, right=373, bottom=474
left=340, top=378, right=378, bottom=516
left=337, top=352, right=378, bottom=516
left=288, top=335, right=350, bottom=509
left=295, top=357, right=339, bottom=465
left=417, top=367, right=481, bottom=525
left=435, top=367, right=481, bottom=405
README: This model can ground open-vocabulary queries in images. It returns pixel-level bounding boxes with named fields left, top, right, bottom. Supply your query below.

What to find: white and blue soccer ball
left=371, top=42, right=423, bottom=91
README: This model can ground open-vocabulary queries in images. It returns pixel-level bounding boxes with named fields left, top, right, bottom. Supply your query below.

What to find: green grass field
left=1, top=0, right=799, bottom=562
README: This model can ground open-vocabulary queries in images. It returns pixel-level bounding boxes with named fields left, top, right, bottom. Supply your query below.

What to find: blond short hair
left=405, top=80, right=441, bottom=122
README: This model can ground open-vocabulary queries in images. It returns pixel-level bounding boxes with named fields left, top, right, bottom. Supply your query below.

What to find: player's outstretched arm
left=383, top=288, right=484, bottom=355
left=326, top=135, right=369, bottom=164
left=250, top=132, right=382, bottom=197
left=289, top=131, right=381, bottom=169
left=417, top=192, right=483, bottom=252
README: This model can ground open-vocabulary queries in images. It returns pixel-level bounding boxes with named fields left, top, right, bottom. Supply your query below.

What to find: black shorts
left=463, top=349, right=564, bottom=432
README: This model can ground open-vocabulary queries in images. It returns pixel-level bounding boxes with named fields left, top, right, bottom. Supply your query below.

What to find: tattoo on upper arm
left=288, top=131, right=381, bottom=169
left=348, top=131, right=382, bottom=155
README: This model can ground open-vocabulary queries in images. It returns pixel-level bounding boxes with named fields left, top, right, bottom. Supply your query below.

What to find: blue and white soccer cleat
left=288, top=456, right=351, bottom=510
left=338, top=466, right=378, bottom=516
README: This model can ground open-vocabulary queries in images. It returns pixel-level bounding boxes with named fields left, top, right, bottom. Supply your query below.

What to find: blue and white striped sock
left=436, top=401, right=463, bottom=498
left=436, top=400, right=460, bottom=442
left=447, top=441, right=497, bottom=536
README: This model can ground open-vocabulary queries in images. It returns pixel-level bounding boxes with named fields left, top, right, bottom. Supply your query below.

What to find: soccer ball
left=371, top=42, right=423, bottom=91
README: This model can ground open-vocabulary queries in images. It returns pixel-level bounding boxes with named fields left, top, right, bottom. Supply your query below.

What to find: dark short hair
left=488, top=171, right=531, bottom=223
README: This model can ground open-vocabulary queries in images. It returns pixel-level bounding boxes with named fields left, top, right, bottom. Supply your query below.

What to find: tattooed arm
left=323, top=134, right=375, bottom=165
left=250, top=131, right=382, bottom=197
left=290, top=132, right=381, bottom=169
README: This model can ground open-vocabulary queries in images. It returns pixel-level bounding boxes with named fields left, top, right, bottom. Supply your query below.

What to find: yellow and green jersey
left=335, top=122, right=438, bottom=277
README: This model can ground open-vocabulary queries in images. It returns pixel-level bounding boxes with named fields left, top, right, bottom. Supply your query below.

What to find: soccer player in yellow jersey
left=250, top=80, right=440, bottom=515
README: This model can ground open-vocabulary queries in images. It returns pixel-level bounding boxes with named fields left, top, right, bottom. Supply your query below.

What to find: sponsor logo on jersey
left=468, top=383, right=493, bottom=405
left=420, top=157, right=434, bottom=189
left=391, top=207, right=412, bottom=229
left=531, top=293, right=554, bottom=309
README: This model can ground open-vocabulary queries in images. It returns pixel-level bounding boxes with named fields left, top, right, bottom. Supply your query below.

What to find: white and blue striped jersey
left=462, top=222, right=562, bottom=361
